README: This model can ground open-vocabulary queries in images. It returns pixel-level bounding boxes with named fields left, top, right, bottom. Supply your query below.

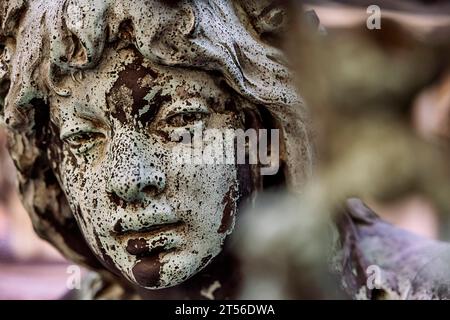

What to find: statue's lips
left=111, top=221, right=184, bottom=256
left=112, top=221, right=184, bottom=237
left=123, top=222, right=183, bottom=288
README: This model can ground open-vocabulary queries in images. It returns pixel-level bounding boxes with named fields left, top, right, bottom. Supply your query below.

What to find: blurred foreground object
left=235, top=1, right=450, bottom=299
left=291, top=1, right=450, bottom=298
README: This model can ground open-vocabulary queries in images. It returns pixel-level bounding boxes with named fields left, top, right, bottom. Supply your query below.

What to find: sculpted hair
left=0, top=0, right=312, bottom=270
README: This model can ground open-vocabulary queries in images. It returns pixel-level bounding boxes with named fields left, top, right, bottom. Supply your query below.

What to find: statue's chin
left=138, top=279, right=186, bottom=290
left=127, top=267, right=194, bottom=290
left=128, top=250, right=217, bottom=290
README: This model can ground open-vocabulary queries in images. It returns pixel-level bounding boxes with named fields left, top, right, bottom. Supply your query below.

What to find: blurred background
left=301, top=0, right=450, bottom=240
left=0, top=130, right=72, bottom=299
left=1, top=0, right=450, bottom=299
left=299, top=0, right=450, bottom=240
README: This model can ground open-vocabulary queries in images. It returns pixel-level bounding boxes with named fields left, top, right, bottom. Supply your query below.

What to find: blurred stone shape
left=337, top=198, right=450, bottom=300
left=234, top=192, right=450, bottom=299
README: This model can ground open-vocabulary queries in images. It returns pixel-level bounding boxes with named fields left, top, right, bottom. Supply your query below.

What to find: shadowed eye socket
left=166, top=111, right=208, bottom=127
left=63, top=131, right=105, bottom=154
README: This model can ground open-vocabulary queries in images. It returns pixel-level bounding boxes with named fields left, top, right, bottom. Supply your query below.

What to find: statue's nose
left=107, top=165, right=166, bottom=202
left=106, top=132, right=166, bottom=203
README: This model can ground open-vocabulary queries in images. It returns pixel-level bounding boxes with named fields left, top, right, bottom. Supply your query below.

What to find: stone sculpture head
left=0, top=0, right=312, bottom=295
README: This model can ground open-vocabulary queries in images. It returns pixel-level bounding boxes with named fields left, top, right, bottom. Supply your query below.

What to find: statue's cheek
left=218, top=184, right=238, bottom=235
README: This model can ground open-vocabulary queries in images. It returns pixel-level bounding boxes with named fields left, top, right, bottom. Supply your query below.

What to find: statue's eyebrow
left=59, top=112, right=109, bottom=141
left=160, top=97, right=211, bottom=118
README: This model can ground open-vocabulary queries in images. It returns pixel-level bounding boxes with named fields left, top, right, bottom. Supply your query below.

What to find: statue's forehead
left=50, top=47, right=232, bottom=123
left=63, top=48, right=229, bottom=108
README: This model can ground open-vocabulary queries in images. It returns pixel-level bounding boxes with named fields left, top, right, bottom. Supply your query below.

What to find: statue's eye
left=166, top=112, right=207, bottom=127
left=63, top=132, right=105, bottom=154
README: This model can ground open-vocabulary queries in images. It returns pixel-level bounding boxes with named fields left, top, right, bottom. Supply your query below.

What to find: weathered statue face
left=49, top=47, right=243, bottom=289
